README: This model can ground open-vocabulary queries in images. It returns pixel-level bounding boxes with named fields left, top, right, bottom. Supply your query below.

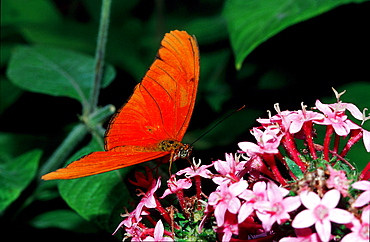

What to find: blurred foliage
left=0, top=0, right=369, bottom=241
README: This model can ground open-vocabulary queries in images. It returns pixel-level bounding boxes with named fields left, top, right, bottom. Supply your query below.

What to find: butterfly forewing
left=105, top=30, right=199, bottom=150
left=41, top=30, right=199, bottom=180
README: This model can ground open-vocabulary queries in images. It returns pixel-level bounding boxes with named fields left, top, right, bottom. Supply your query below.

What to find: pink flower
left=257, top=109, right=294, bottom=132
left=135, top=178, right=161, bottom=220
left=328, top=101, right=363, bottom=120
left=208, top=180, right=249, bottom=226
left=326, top=165, right=350, bottom=196
left=160, top=176, right=192, bottom=199
left=238, top=126, right=283, bottom=156
left=287, top=110, right=324, bottom=134
left=254, top=182, right=301, bottom=231
left=143, top=220, right=173, bottom=242
left=215, top=213, right=239, bottom=241
left=341, top=206, right=369, bottom=242
left=314, top=100, right=359, bottom=136
left=279, top=228, right=322, bottom=242
left=238, top=181, right=268, bottom=223
left=212, top=153, right=247, bottom=185
left=176, top=158, right=213, bottom=179
left=352, top=180, right=370, bottom=207
left=292, top=189, right=353, bottom=242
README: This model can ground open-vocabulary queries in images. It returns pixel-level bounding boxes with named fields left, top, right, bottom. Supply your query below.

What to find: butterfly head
left=175, top=143, right=193, bottom=160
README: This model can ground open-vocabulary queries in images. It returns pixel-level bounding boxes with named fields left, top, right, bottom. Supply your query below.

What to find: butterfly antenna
left=190, top=105, right=246, bottom=146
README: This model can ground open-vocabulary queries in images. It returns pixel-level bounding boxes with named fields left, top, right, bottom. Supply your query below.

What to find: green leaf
left=0, top=77, right=23, bottom=115
left=58, top=138, right=133, bottom=232
left=285, top=157, right=304, bottom=180
left=184, top=15, right=228, bottom=45
left=30, top=209, right=99, bottom=233
left=200, top=50, right=231, bottom=112
left=6, top=45, right=116, bottom=106
left=0, top=149, right=42, bottom=212
left=0, top=132, right=46, bottom=158
left=223, top=0, right=368, bottom=69
left=1, top=0, right=61, bottom=26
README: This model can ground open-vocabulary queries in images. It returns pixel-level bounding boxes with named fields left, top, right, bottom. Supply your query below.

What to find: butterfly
left=42, top=30, right=199, bottom=180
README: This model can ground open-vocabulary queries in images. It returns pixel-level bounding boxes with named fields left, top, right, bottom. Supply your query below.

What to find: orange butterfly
left=42, top=30, right=199, bottom=180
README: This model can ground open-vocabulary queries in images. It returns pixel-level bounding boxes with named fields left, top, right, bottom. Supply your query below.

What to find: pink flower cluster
left=113, top=168, right=174, bottom=241
left=204, top=153, right=302, bottom=241
left=204, top=157, right=370, bottom=241
left=238, top=96, right=370, bottom=185
left=113, top=90, right=370, bottom=241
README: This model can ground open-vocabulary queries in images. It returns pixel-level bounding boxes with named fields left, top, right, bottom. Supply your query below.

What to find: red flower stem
left=281, top=132, right=306, bottom=172
left=250, top=156, right=276, bottom=179
left=323, top=125, right=333, bottom=162
left=327, top=149, right=355, bottom=170
left=302, top=121, right=317, bottom=160
left=144, top=215, right=157, bottom=227
left=175, top=190, right=190, bottom=219
left=359, top=161, right=370, bottom=180
left=155, top=197, right=180, bottom=230
left=340, top=129, right=363, bottom=157
left=141, top=228, right=155, bottom=238
left=263, top=154, right=287, bottom=186
left=333, top=134, right=340, bottom=154
left=193, top=175, right=202, bottom=209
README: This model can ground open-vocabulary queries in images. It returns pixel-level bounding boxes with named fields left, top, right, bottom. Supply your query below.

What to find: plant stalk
left=88, top=0, right=112, bottom=115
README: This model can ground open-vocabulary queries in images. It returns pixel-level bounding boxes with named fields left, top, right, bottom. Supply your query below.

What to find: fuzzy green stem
left=38, top=123, right=88, bottom=179
left=88, top=0, right=112, bottom=115
left=38, top=104, right=115, bottom=179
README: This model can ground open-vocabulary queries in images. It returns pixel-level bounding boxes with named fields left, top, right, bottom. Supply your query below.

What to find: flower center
left=314, top=204, right=329, bottom=220
left=272, top=202, right=284, bottom=215
left=360, top=222, right=369, bottom=240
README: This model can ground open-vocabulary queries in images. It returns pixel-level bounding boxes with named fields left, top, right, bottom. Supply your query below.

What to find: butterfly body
left=42, top=30, right=199, bottom=180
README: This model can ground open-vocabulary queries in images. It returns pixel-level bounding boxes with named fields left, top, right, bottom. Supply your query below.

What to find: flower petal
left=214, top=203, right=227, bottom=226
left=229, top=180, right=248, bottom=196
left=353, top=191, right=370, bottom=207
left=352, top=180, right=370, bottom=191
left=283, top=196, right=301, bottom=212
left=332, top=123, right=350, bottom=136
left=238, top=202, right=253, bottom=223
left=329, top=208, right=353, bottom=224
left=267, top=182, right=283, bottom=202
left=315, top=219, right=331, bottom=242
left=346, top=103, right=363, bottom=120
left=257, top=211, right=274, bottom=232
left=300, top=191, right=320, bottom=209
left=315, top=99, right=332, bottom=114
left=228, top=197, right=241, bottom=214
left=253, top=181, right=267, bottom=193
left=292, top=209, right=316, bottom=228
left=363, top=129, right=370, bottom=152
left=154, top=220, right=164, bottom=240
left=321, top=189, right=340, bottom=208
left=341, top=232, right=359, bottom=242
left=361, top=205, right=370, bottom=223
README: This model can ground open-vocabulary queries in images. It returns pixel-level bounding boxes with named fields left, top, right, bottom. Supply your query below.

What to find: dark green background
left=1, top=0, right=369, bottom=241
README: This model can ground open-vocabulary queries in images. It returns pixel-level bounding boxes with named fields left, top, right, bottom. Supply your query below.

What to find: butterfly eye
left=177, top=144, right=193, bottom=159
